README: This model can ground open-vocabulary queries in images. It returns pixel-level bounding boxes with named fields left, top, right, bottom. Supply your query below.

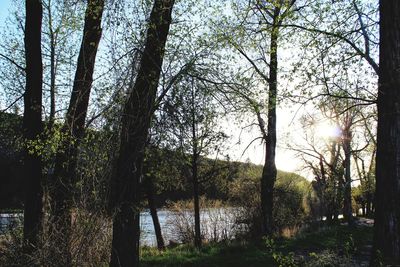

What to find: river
left=1, top=208, right=239, bottom=247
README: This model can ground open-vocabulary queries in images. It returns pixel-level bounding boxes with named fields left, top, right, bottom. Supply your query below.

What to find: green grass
left=140, top=223, right=373, bottom=267
left=141, top=242, right=274, bottom=267
left=282, top=224, right=373, bottom=253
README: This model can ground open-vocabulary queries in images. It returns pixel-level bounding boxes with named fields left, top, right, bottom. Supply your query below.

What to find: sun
left=315, top=121, right=342, bottom=139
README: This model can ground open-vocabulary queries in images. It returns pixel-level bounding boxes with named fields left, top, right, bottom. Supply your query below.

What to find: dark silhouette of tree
left=109, top=0, right=174, bottom=266
left=158, top=70, right=229, bottom=248
left=50, top=0, right=104, bottom=263
left=372, top=0, right=400, bottom=265
left=22, top=0, right=44, bottom=251
left=143, top=174, right=165, bottom=250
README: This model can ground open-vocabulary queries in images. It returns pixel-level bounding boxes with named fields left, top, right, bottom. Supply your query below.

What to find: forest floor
left=140, top=217, right=374, bottom=267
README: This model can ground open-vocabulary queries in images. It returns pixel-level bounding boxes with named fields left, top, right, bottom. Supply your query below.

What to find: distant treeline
left=0, top=112, right=309, bottom=210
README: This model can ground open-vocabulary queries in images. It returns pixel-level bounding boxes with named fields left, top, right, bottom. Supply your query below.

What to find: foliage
left=229, top=164, right=311, bottom=237
left=0, top=209, right=111, bottom=267
left=264, top=237, right=296, bottom=267
left=305, top=250, right=349, bottom=267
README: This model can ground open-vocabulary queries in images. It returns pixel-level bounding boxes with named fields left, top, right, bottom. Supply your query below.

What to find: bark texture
left=372, top=0, right=400, bottom=265
left=144, top=176, right=165, bottom=250
left=192, top=109, right=201, bottom=248
left=261, top=11, right=279, bottom=236
left=50, top=0, right=104, bottom=262
left=109, top=1, right=174, bottom=266
left=23, top=0, right=44, bottom=250
left=342, top=119, right=354, bottom=225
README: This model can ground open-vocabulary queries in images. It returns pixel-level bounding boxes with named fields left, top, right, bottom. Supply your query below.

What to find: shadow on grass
left=140, top=220, right=373, bottom=267
left=140, top=242, right=274, bottom=267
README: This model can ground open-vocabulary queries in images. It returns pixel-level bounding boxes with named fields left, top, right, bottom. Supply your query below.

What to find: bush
left=165, top=198, right=238, bottom=244
left=229, top=168, right=311, bottom=238
left=305, top=250, right=352, bottom=267
left=0, top=209, right=112, bottom=267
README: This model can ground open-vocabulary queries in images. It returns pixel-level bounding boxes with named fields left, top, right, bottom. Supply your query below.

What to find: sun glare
left=315, top=121, right=342, bottom=139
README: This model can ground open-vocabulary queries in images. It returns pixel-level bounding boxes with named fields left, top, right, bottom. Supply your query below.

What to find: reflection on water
left=1, top=208, right=238, bottom=247
left=140, top=208, right=238, bottom=246
left=0, top=213, right=21, bottom=234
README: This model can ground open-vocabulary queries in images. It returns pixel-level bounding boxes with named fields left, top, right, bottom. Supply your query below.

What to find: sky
left=0, top=0, right=309, bottom=177
left=0, top=0, right=11, bottom=25
left=0, top=0, right=335, bottom=180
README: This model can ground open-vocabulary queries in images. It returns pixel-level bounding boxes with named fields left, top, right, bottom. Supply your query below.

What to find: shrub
left=165, top=198, right=238, bottom=244
left=229, top=169, right=311, bottom=238
left=0, top=209, right=112, bottom=267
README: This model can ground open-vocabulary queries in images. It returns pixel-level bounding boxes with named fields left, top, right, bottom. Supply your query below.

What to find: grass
left=140, top=222, right=374, bottom=267
left=282, top=224, right=373, bottom=252
left=141, top=242, right=274, bottom=267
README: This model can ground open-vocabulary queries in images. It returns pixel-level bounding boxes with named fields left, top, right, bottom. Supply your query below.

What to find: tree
left=292, top=113, right=343, bottom=223
left=143, top=170, right=165, bottom=250
left=353, top=143, right=376, bottom=217
left=143, top=147, right=168, bottom=251
left=109, top=0, right=174, bottom=266
left=285, top=0, right=379, bottom=75
left=42, top=0, right=83, bottom=130
left=290, top=22, right=378, bottom=224
left=22, top=0, right=44, bottom=250
left=372, top=0, right=400, bottom=264
left=0, top=0, right=83, bottom=122
left=50, top=0, right=104, bottom=262
left=220, top=0, right=297, bottom=236
left=163, top=76, right=228, bottom=248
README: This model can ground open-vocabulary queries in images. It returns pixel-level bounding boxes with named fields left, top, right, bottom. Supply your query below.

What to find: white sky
left=0, top=0, right=377, bottom=182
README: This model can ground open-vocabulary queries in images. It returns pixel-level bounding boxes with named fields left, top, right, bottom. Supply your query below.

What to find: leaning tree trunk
left=50, top=0, right=104, bottom=263
left=144, top=175, right=165, bottom=250
left=371, top=0, right=400, bottom=265
left=22, top=0, right=44, bottom=250
left=260, top=15, right=279, bottom=237
left=109, top=1, right=174, bottom=266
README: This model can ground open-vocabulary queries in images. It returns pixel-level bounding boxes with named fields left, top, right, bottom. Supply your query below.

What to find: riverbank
left=0, top=216, right=374, bottom=266
left=141, top=220, right=374, bottom=266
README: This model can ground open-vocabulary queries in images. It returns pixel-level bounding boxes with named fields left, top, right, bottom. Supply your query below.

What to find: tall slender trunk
left=191, top=108, right=201, bottom=248
left=109, top=1, right=174, bottom=266
left=371, top=1, right=400, bottom=264
left=144, top=176, right=165, bottom=250
left=261, top=14, right=279, bottom=237
left=190, top=83, right=202, bottom=248
left=23, top=0, right=44, bottom=250
left=342, top=125, right=353, bottom=225
left=46, top=0, right=56, bottom=130
left=193, top=170, right=201, bottom=248
left=50, top=0, right=104, bottom=263
left=193, top=173, right=201, bottom=248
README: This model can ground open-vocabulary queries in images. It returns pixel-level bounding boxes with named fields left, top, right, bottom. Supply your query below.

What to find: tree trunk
left=23, top=0, right=44, bottom=250
left=190, top=84, right=202, bottom=248
left=342, top=126, right=354, bottom=225
left=50, top=0, right=104, bottom=262
left=193, top=150, right=201, bottom=248
left=366, top=195, right=372, bottom=217
left=109, top=1, right=174, bottom=266
left=261, top=14, right=279, bottom=237
left=144, top=176, right=165, bottom=250
left=372, top=1, right=400, bottom=264
left=46, top=0, right=56, bottom=130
